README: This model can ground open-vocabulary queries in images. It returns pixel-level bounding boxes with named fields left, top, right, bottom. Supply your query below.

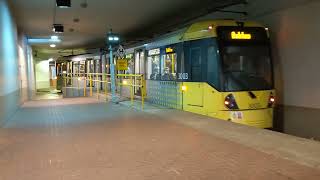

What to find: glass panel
left=128, top=59, right=134, bottom=74
left=222, top=45, right=273, bottom=91
left=95, top=60, right=100, bottom=73
left=73, top=62, right=80, bottom=74
left=190, top=48, right=201, bottom=81
left=135, top=52, right=140, bottom=74
left=89, top=60, right=94, bottom=73
left=125, top=54, right=134, bottom=74
left=207, top=46, right=220, bottom=89
left=147, top=55, right=160, bottom=80
left=140, top=52, right=145, bottom=74
left=79, top=61, right=85, bottom=74
left=161, top=53, right=177, bottom=81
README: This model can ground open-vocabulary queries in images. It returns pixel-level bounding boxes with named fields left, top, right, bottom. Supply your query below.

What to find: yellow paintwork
left=182, top=82, right=275, bottom=129
left=182, top=20, right=264, bottom=41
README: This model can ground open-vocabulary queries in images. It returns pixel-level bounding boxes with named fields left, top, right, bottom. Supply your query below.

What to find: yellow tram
left=127, top=20, right=275, bottom=128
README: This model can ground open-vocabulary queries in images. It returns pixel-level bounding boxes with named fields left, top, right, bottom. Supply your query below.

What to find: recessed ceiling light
left=52, top=24, right=64, bottom=33
left=56, top=0, right=71, bottom=8
left=50, top=44, right=56, bottom=48
left=80, top=2, right=88, bottom=8
left=51, top=35, right=59, bottom=40
left=73, top=18, right=80, bottom=23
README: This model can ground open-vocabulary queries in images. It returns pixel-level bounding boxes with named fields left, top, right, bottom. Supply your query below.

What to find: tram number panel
left=178, top=73, right=189, bottom=80
left=230, top=111, right=243, bottom=121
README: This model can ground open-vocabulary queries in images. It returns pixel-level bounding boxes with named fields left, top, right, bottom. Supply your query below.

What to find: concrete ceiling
left=9, top=0, right=314, bottom=59
left=9, top=0, right=246, bottom=49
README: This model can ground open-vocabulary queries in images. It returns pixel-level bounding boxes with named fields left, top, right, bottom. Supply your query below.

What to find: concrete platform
left=0, top=97, right=320, bottom=179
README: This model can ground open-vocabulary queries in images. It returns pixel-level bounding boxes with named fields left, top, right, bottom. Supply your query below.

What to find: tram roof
left=126, top=20, right=264, bottom=53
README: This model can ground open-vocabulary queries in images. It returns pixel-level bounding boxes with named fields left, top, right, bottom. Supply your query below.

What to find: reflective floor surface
left=0, top=98, right=320, bottom=180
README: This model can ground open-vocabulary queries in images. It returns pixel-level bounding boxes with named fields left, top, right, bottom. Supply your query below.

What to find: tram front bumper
left=217, top=108, right=273, bottom=129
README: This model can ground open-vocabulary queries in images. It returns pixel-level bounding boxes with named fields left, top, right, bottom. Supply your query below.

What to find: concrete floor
left=1, top=97, right=320, bottom=179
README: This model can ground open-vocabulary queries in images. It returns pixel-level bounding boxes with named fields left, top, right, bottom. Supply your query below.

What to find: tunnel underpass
left=1, top=0, right=320, bottom=179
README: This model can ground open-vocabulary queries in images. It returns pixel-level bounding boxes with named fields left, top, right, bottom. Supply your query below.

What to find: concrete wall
left=0, top=0, right=33, bottom=125
left=257, top=1, right=320, bottom=108
left=255, top=1, right=320, bottom=139
left=17, top=34, right=31, bottom=103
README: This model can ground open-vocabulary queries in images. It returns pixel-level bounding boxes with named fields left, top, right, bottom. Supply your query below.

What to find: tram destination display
left=217, top=26, right=269, bottom=43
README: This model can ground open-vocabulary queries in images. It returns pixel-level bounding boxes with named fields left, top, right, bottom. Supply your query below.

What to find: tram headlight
left=224, top=94, right=239, bottom=110
left=268, top=94, right=275, bottom=108
left=181, top=85, right=187, bottom=92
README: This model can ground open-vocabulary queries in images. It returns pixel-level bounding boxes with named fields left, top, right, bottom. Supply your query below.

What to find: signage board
left=231, top=31, right=252, bottom=40
left=148, top=48, right=160, bottom=56
left=166, top=47, right=174, bottom=53
left=116, top=45, right=126, bottom=59
left=217, top=26, right=268, bottom=42
left=116, top=59, right=128, bottom=70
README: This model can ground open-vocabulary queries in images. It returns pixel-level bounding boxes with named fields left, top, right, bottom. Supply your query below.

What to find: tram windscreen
left=222, top=45, right=273, bottom=91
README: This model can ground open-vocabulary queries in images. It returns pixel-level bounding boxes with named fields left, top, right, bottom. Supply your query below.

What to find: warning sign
left=116, top=59, right=128, bottom=70
left=116, top=45, right=126, bottom=59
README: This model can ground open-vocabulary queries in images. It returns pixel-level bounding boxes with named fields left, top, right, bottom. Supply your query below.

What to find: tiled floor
left=33, top=91, right=63, bottom=101
left=0, top=98, right=320, bottom=180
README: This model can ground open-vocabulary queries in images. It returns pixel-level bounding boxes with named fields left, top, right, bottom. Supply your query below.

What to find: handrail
left=62, top=72, right=143, bottom=78
left=62, top=72, right=146, bottom=109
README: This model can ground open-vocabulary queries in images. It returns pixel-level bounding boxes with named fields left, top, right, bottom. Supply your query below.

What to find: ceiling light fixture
left=56, top=0, right=71, bottom=8
left=50, top=44, right=56, bottom=48
left=51, top=35, right=59, bottom=40
left=73, top=18, right=80, bottom=23
left=52, top=24, right=64, bottom=33
left=28, top=38, right=61, bottom=44
left=107, top=31, right=120, bottom=44
left=80, top=0, right=88, bottom=8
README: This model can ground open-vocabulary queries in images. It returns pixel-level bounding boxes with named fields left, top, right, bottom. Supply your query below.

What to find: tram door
left=183, top=40, right=205, bottom=108
left=134, top=50, right=145, bottom=95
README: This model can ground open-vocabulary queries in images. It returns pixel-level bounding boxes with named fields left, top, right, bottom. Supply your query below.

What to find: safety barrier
left=147, top=80, right=182, bottom=109
left=62, top=72, right=146, bottom=109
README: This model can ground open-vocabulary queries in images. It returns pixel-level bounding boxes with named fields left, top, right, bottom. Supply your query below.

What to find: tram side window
left=190, top=47, right=201, bottom=81
left=147, top=55, right=161, bottom=80
left=207, top=46, right=220, bottom=89
left=161, top=53, right=177, bottom=81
